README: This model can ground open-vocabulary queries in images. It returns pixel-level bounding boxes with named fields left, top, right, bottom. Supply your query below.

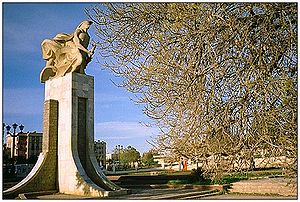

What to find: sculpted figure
left=40, top=20, right=96, bottom=83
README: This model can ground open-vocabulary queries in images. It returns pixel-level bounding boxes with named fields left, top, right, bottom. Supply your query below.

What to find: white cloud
left=95, top=121, right=159, bottom=140
left=100, top=136, right=135, bottom=140
left=94, top=93, right=129, bottom=103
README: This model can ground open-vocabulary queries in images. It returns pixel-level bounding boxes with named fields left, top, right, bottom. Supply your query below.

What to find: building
left=5, top=131, right=43, bottom=161
left=94, top=140, right=106, bottom=167
left=153, top=154, right=167, bottom=169
left=106, top=153, right=112, bottom=161
left=26, top=132, right=43, bottom=159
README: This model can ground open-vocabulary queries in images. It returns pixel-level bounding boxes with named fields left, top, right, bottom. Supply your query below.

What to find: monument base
left=3, top=100, right=58, bottom=199
left=3, top=73, right=129, bottom=198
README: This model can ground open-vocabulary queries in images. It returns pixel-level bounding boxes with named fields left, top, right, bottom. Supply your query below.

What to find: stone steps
left=179, top=191, right=220, bottom=200
left=132, top=189, right=218, bottom=200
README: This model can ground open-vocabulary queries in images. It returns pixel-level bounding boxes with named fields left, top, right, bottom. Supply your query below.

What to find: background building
left=94, top=140, right=106, bottom=167
left=106, top=153, right=112, bottom=161
left=5, top=131, right=43, bottom=162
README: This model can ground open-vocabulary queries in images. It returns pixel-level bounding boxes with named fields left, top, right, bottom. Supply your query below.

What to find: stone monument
left=40, top=20, right=96, bottom=83
left=4, top=20, right=128, bottom=198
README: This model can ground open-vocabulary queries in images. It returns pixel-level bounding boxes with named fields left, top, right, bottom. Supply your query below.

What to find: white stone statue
left=40, top=20, right=96, bottom=83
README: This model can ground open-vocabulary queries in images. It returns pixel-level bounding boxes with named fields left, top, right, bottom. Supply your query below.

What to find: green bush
left=190, top=168, right=212, bottom=185
left=167, top=179, right=189, bottom=185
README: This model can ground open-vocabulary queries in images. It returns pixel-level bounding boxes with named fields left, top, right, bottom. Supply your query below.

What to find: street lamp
left=2, top=123, right=6, bottom=146
left=118, top=145, right=121, bottom=161
left=6, top=123, right=24, bottom=165
left=114, top=145, right=124, bottom=162
left=115, top=145, right=120, bottom=162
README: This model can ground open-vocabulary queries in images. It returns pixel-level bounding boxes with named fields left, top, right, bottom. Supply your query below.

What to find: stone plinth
left=3, top=100, right=58, bottom=198
left=4, top=73, right=128, bottom=198
left=44, top=72, right=127, bottom=197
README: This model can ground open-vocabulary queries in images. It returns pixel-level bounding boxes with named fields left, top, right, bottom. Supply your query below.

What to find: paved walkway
left=203, top=193, right=297, bottom=200
left=229, top=177, right=297, bottom=197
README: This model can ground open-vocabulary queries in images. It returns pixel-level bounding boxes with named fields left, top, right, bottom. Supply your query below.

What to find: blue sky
left=2, top=3, right=158, bottom=154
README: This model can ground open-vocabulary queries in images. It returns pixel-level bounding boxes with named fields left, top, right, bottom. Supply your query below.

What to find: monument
left=4, top=20, right=128, bottom=198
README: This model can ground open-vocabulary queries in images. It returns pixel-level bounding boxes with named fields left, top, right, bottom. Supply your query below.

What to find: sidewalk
left=229, top=177, right=297, bottom=197
left=203, top=193, right=297, bottom=200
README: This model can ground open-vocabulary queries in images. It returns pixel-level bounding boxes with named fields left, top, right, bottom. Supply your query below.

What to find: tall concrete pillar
left=45, top=72, right=127, bottom=196
left=4, top=72, right=128, bottom=198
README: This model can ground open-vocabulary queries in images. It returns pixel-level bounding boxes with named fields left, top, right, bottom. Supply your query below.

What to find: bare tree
left=86, top=3, right=297, bottom=179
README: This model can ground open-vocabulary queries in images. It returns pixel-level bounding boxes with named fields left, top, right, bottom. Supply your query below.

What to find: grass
left=128, top=170, right=191, bottom=176
left=214, top=168, right=283, bottom=185
left=167, top=179, right=190, bottom=185
left=110, top=167, right=283, bottom=186
left=210, top=176, right=247, bottom=185
left=223, top=168, right=283, bottom=180
left=167, top=168, right=284, bottom=185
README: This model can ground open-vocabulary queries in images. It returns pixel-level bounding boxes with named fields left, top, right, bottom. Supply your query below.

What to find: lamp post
left=2, top=123, right=5, bottom=146
left=118, top=145, right=121, bottom=161
left=115, top=145, right=121, bottom=162
left=6, top=123, right=24, bottom=165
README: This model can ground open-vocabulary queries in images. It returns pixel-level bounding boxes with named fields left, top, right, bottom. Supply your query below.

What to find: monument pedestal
left=4, top=73, right=128, bottom=198
left=3, top=100, right=59, bottom=198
